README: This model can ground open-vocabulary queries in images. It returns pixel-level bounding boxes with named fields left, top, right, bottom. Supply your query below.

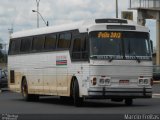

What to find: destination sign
left=97, top=32, right=121, bottom=39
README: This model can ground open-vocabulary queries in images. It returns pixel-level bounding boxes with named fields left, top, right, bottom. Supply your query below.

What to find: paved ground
left=152, top=83, right=160, bottom=98
left=0, top=91, right=160, bottom=114
left=0, top=84, right=160, bottom=120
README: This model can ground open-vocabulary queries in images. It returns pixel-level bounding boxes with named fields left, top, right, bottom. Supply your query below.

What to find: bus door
left=71, top=34, right=87, bottom=61
left=71, top=33, right=88, bottom=88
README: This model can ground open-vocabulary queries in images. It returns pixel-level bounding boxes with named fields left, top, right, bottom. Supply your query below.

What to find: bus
left=8, top=18, right=153, bottom=106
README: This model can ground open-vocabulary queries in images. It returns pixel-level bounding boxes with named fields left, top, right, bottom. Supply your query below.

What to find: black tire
left=125, top=99, right=133, bottom=106
left=21, top=78, right=39, bottom=101
left=72, top=80, right=83, bottom=107
left=21, top=78, right=29, bottom=101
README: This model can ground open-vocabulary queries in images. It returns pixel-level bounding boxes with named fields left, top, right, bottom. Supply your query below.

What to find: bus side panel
left=8, top=70, right=23, bottom=93
left=68, top=62, right=90, bottom=97
left=56, top=67, right=68, bottom=96
left=8, top=56, right=23, bottom=93
left=43, top=68, right=57, bottom=95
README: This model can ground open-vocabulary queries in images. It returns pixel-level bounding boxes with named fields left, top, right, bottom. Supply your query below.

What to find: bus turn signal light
left=92, top=77, right=97, bottom=85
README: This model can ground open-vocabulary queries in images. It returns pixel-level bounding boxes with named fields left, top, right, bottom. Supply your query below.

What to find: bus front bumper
left=86, top=87, right=152, bottom=99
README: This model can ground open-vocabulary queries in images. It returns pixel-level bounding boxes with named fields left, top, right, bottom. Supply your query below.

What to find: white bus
left=8, top=18, right=153, bottom=106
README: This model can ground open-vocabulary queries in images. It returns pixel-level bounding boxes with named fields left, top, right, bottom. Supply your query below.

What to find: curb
left=0, top=88, right=9, bottom=92
left=153, top=81, right=160, bottom=84
left=152, top=94, right=160, bottom=98
left=153, top=93, right=160, bottom=96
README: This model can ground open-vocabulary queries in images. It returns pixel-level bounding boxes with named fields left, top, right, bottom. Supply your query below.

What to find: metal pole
left=116, top=0, right=118, bottom=18
left=36, top=0, right=40, bottom=28
left=32, top=10, right=48, bottom=26
left=156, top=19, right=160, bottom=65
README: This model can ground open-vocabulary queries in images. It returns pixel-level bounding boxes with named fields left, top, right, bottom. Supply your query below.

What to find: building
left=129, top=0, right=160, bottom=65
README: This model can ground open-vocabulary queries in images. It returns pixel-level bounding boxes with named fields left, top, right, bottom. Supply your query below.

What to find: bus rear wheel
left=21, top=78, right=39, bottom=101
left=72, top=79, right=83, bottom=107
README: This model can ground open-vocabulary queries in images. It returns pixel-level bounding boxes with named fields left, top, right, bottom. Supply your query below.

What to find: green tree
left=0, top=43, right=5, bottom=62
left=0, top=43, right=2, bottom=49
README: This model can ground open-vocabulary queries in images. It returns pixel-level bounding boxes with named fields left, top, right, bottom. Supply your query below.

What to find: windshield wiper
left=133, top=53, right=141, bottom=63
left=108, top=56, right=114, bottom=62
left=90, top=55, right=97, bottom=59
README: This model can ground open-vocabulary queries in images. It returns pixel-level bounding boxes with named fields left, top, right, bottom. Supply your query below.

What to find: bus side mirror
left=150, top=40, right=153, bottom=53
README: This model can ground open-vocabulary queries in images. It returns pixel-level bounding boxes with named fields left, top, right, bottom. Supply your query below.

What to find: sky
left=0, top=0, right=156, bottom=49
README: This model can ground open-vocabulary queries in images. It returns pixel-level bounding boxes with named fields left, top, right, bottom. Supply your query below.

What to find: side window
left=9, top=39, right=21, bottom=55
left=20, top=37, right=32, bottom=53
left=32, top=36, right=45, bottom=51
left=72, top=38, right=81, bottom=59
left=10, top=70, right=15, bottom=83
left=45, top=34, right=57, bottom=50
left=72, top=36, right=88, bottom=60
left=57, top=33, right=71, bottom=49
left=73, top=38, right=81, bottom=52
left=9, top=40, right=16, bottom=54
left=81, top=38, right=88, bottom=59
left=81, top=38, right=87, bottom=52
left=14, top=39, right=21, bottom=54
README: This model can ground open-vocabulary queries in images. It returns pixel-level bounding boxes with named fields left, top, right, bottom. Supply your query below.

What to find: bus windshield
left=90, top=31, right=151, bottom=60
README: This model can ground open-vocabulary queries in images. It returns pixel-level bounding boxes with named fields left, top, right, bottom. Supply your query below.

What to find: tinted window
left=20, top=37, right=32, bottom=52
left=9, top=40, right=16, bottom=54
left=45, top=34, right=57, bottom=50
left=73, top=38, right=86, bottom=52
left=32, top=36, right=45, bottom=51
left=81, top=38, right=86, bottom=52
left=72, top=36, right=88, bottom=60
left=10, top=70, right=15, bottom=83
left=73, top=38, right=81, bottom=52
left=57, top=33, right=71, bottom=49
left=9, top=39, right=21, bottom=54
left=123, top=32, right=150, bottom=56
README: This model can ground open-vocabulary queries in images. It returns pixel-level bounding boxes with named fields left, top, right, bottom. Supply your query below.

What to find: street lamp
left=32, top=10, right=49, bottom=27
left=36, top=0, right=40, bottom=28
left=116, top=0, right=118, bottom=18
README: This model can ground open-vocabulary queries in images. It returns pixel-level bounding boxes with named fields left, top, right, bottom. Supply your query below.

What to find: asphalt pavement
left=0, top=84, right=160, bottom=120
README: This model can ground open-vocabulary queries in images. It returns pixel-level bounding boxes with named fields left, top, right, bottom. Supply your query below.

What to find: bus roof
left=11, top=18, right=149, bottom=39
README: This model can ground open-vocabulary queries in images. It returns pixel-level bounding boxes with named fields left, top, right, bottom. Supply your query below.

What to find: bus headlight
left=98, top=77, right=111, bottom=86
left=144, top=79, right=149, bottom=84
left=105, top=78, right=110, bottom=85
left=139, top=79, right=143, bottom=84
left=138, top=78, right=149, bottom=85
left=99, top=79, right=105, bottom=85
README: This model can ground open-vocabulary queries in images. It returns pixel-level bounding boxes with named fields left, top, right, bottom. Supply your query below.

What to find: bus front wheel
left=72, top=80, right=83, bottom=107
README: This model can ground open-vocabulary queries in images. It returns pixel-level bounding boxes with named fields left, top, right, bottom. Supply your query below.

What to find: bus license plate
left=119, top=80, right=129, bottom=84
